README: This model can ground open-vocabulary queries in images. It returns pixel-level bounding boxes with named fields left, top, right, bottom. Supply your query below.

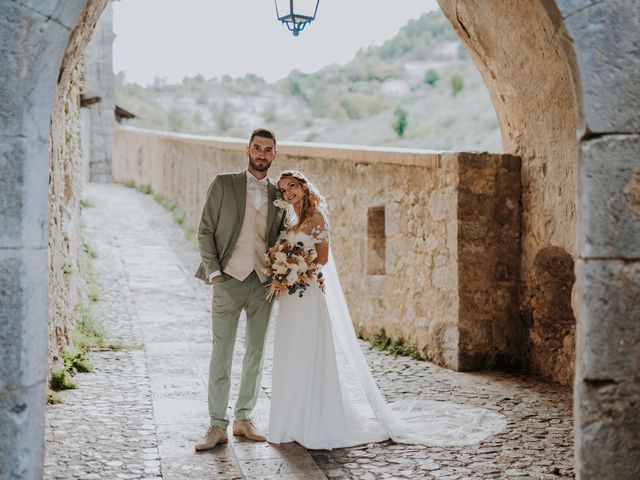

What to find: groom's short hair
left=249, top=128, right=276, bottom=146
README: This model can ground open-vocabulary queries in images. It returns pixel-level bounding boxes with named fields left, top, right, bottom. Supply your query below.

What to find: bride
left=268, top=170, right=506, bottom=450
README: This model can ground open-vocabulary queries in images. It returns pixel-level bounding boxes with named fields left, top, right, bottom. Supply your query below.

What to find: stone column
left=83, top=1, right=115, bottom=182
left=559, top=2, right=640, bottom=478
left=0, top=2, right=105, bottom=478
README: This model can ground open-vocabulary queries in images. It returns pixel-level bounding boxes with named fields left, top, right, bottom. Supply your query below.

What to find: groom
left=194, top=128, right=285, bottom=451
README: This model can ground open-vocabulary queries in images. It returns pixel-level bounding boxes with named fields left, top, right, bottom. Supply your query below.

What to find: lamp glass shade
left=274, top=0, right=319, bottom=22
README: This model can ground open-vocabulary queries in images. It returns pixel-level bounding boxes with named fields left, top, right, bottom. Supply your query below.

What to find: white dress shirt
left=209, top=170, right=269, bottom=282
left=245, top=170, right=269, bottom=209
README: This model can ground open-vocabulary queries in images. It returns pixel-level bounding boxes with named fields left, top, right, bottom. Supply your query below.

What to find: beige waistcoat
left=224, top=195, right=268, bottom=282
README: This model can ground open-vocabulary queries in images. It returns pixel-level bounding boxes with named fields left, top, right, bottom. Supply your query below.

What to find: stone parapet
left=113, top=126, right=523, bottom=372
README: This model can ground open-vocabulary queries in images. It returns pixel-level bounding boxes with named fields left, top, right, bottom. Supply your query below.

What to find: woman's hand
left=272, top=279, right=288, bottom=292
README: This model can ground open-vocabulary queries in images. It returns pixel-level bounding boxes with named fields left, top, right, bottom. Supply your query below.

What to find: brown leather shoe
left=194, top=426, right=228, bottom=451
left=232, top=419, right=267, bottom=442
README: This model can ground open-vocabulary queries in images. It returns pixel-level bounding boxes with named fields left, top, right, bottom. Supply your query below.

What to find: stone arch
left=437, top=0, right=579, bottom=374
left=0, top=2, right=107, bottom=479
left=0, top=1, right=638, bottom=479
left=529, top=246, right=576, bottom=385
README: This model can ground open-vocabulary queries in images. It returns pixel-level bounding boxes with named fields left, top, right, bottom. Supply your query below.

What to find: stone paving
left=45, top=183, right=575, bottom=479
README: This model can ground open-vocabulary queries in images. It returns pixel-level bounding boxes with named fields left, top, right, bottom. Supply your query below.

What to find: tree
left=167, top=108, right=185, bottom=132
left=451, top=73, right=464, bottom=96
left=424, top=69, right=439, bottom=86
left=215, top=102, right=233, bottom=132
left=340, top=99, right=360, bottom=120
left=392, top=106, right=408, bottom=138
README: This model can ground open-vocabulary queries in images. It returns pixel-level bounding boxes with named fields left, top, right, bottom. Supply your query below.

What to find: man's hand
left=210, top=275, right=221, bottom=285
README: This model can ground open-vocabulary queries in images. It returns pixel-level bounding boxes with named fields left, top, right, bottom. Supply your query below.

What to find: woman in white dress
left=268, top=170, right=506, bottom=450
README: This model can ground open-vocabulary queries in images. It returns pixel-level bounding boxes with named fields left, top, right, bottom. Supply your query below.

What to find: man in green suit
left=194, top=128, right=286, bottom=451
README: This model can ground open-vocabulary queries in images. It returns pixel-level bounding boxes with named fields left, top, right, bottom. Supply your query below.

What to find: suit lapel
left=234, top=171, right=247, bottom=222
left=267, top=180, right=277, bottom=238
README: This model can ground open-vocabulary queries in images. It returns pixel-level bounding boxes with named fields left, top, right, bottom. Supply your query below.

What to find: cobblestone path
left=45, top=183, right=574, bottom=479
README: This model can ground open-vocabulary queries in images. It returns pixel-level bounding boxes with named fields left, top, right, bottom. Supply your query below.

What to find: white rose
left=288, top=262, right=301, bottom=273
left=286, top=269, right=299, bottom=285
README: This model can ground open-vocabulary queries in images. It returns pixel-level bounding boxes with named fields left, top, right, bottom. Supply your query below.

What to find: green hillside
left=116, top=10, right=501, bottom=152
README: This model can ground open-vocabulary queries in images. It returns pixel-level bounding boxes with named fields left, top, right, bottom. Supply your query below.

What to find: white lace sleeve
left=309, top=212, right=330, bottom=246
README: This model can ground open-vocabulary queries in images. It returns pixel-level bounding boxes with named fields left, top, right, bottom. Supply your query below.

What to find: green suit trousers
left=208, top=270, right=272, bottom=428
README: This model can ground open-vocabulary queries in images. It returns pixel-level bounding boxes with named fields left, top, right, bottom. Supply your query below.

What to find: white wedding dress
left=268, top=223, right=506, bottom=450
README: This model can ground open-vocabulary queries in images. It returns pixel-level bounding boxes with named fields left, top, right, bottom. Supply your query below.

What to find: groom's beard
left=248, top=155, right=271, bottom=172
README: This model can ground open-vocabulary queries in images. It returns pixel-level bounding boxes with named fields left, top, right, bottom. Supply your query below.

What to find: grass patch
left=88, top=284, right=99, bottom=303
left=62, top=346, right=94, bottom=373
left=137, top=184, right=153, bottom=195
left=83, top=242, right=97, bottom=260
left=83, top=242, right=99, bottom=302
left=50, top=368, right=76, bottom=390
left=72, top=304, right=137, bottom=352
left=72, top=304, right=107, bottom=351
left=155, top=193, right=197, bottom=245
left=122, top=179, right=153, bottom=195
left=370, top=328, right=422, bottom=360
left=47, top=391, right=64, bottom=404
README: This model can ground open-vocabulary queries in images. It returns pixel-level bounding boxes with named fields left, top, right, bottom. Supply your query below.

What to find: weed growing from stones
left=83, top=242, right=97, bottom=260
left=50, top=368, right=76, bottom=390
left=370, top=328, right=422, bottom=360
left=154, top=193, right=197, bottom=245
left=62, top=347, right=94, bottom=373
left=47, top=392, right=63, bottom=404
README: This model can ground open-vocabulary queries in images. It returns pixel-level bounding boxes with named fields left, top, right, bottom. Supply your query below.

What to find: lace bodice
left=280, top=210, right=330, bottom=249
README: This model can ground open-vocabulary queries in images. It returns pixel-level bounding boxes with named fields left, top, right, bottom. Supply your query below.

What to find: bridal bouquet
left=262, top=238, right=319, bottom=300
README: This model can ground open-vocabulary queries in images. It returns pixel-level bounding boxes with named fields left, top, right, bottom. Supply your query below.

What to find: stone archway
left=0, top=1, right=638, bottom=479
left=437, top=0, right=579, bottom=379
left=436, top=2, right=640, bottom=478
left=0, top=2, right=108, bottom=479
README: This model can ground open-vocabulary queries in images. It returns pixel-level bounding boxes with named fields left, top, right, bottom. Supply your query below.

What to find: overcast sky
left=112, top=0, right=439, bottom=85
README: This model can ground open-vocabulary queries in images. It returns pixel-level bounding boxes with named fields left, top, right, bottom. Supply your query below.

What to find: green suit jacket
left=194, top=170, right=286, bottom=284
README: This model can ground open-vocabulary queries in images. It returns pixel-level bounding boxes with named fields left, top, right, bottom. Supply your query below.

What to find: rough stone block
left=563, top=1, right=640, bottom=132
left=0, top=139, right=24, bottom=248
left=0, top=4, right=31, bottom=136
left=555, top=0, right=601, bottom=17
left=22, top=248, right=49, bottom=388
left=575, top=259, right=640, bottom=382
left=0, top=256, right=23, bottom=390
left=0, top=3, right=76, bottom=136
left=0, top=248, right=48, bottom=391
left=578, top=135, right=640, bottom=258
left=11, top=1, right=88, bottom=29
left=0, top=382, right=46, bottom=480
left=576, top=375, right=640, bottom=479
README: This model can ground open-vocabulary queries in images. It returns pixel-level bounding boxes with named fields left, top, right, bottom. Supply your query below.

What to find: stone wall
left=82, top=1, right=115, bottom=182
left=48, top=60, right=89, bottom=374
left=113, top=126, right=522, bottom=372
left=457, top=153, right=522, bottom=370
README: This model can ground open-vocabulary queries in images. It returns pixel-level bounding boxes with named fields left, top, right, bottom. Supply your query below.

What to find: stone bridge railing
left=113, top=126, right=522, bottom=372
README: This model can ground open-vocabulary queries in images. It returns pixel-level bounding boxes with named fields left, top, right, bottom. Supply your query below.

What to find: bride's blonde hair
left=277, top=170, right=328, bottom=230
